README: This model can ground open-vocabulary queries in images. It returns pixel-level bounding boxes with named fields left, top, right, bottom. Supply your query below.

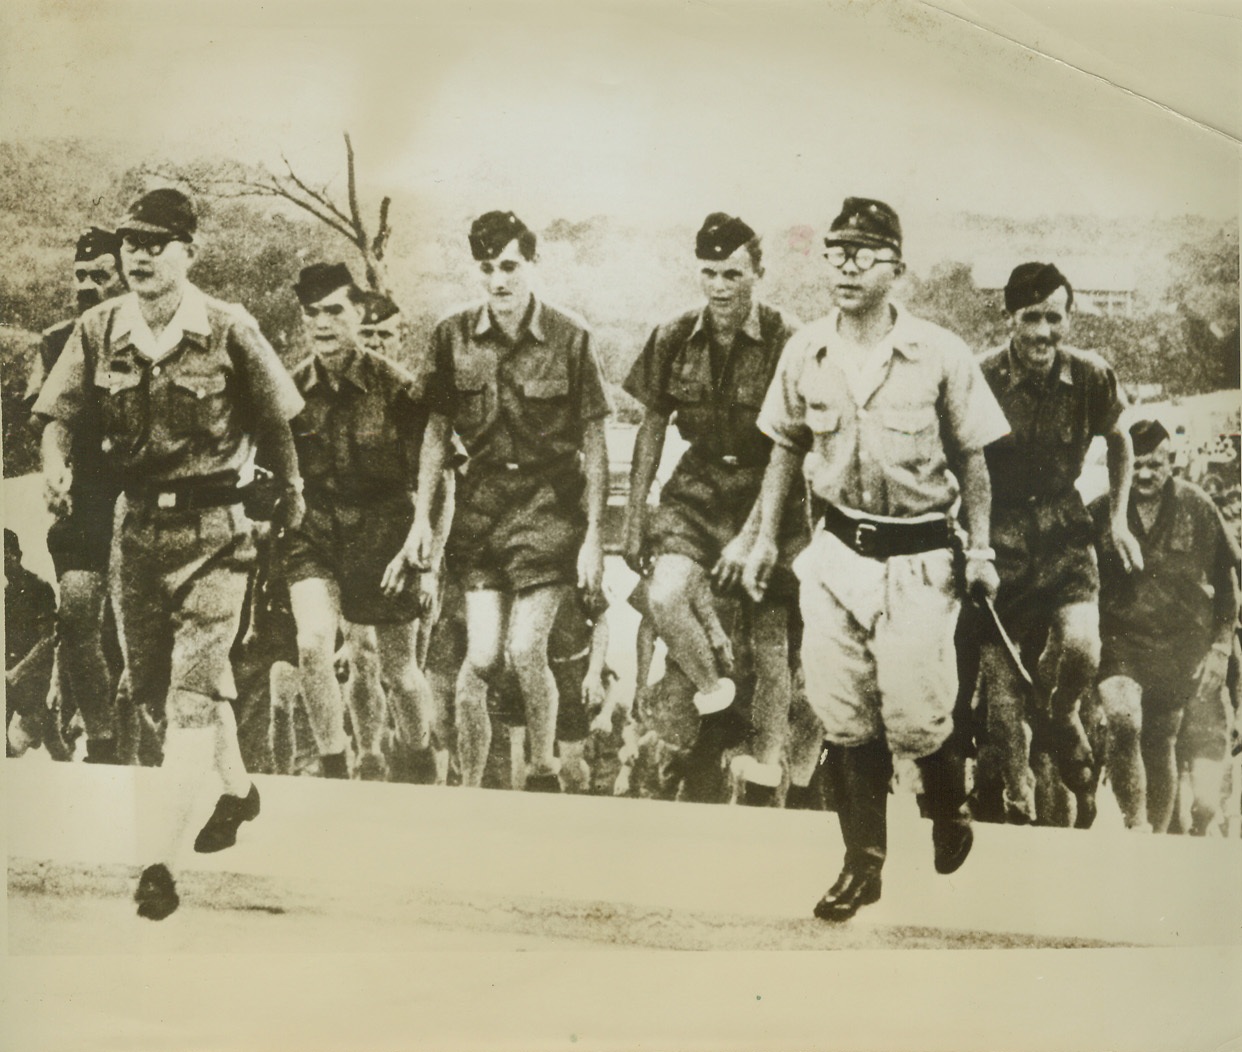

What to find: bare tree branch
left=280, top=152, right=354, bottom=231
left=372, top=196, right=392, bottom=261
left=344, top=133, right=365, bottom=242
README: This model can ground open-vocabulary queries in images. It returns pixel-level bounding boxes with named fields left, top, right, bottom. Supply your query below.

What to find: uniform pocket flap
left=170, top=372, right=228, bottom=400
left=454, top=362, right=490, bottom=392
left=94, top=367, right=143, bottom=393
left=523, top=377, right=570, bottom=399
left=669, top=379, right=705, bottom=403
left=880, top=407, right=936, bottom=434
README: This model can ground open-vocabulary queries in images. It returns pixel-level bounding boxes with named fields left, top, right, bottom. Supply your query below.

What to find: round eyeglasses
left=120, top=233, right=188, bottom=256
left=823, top=245, right=899, bottom=272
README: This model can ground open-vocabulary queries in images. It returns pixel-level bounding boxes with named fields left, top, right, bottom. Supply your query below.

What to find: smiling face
left=1009, top=284, right=1070, bottom=375
left=478, top=239, right=534, bottom=319
left=120, top=233, right=193, bottom=300
left=698, top=244, right=760, bottom=326
left=825, top=242, right=902, bottom=316
left=1132, top=441, right=1173, bottom=501
left=74, top=254, right=125, bottom=312
left=302, top=285, right=362, bottom=359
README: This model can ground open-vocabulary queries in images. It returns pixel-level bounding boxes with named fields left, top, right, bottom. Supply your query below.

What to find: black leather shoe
left=525, top=772, right=562, bottom=793
left=194, top=783, right=260, bottom=853
left=135, top=863, right=179, bottom=920
left=932, top=817, right=973, bottom=874
left=812, top=867, right=882, bottom=922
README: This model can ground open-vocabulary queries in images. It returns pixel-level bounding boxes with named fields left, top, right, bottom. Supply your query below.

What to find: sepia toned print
left=2, top=1, right=1239, bottom=1050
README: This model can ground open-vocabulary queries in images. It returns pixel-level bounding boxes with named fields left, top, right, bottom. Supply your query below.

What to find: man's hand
left=271, top=488, right=306, bottom=533
left=741, top=535, right=778, bottom=604
left=416, top=570, right=440, bottom=620
left=1111, top=516, right=1145, bottom=574
left=622, top=507, right=648, bottom=576
left=964, top=554, right=1000, bottom=602
left=381, top=539, right=422, bottom=598
left=1194, top=645, right=1231, bottom=711
left=578, top=527, right=604, bottom=595
left=44, top=463, right=73, bottom=517
left=712, top=531, right=752, bottom=595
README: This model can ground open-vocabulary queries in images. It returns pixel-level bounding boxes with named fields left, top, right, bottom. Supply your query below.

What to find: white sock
left=214, top=703, right=252, bottom=798
left=142, top=726, right=216, bottom=869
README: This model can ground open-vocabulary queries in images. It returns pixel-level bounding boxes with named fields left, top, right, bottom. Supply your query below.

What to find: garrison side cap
left=1004, top=262, right=1073, bottom=314
left=294, top=262, right=358, bottom=307
left=469, top=210, right=530, bottom=260
left=1129, top=418, right=1171, bottom=457
left=695, top=212, right=757, bottom=261
left=75, top=226, right=120, bottom=261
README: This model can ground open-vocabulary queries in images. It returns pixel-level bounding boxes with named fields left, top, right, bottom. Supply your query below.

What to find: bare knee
left=647, top=557, right=695, bottom=621
left=1058, top=608, right=1101, bottom=676
left=296, top=628, right=336, bottom=671
left=1099, top=677, right=1142, bottom=739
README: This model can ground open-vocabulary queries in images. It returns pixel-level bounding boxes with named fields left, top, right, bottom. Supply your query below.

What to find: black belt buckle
left=853, top=520, right=878, bottom=556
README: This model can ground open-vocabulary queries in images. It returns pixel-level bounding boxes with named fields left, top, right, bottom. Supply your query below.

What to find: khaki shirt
left=623, top=301, right=800, bottom=467
left=979, top=343, right=1124, bottom=505
left=758, top=305, right=1009, bottom=518
left=290, top=349, right=428, bottom=503
left=33, top=286, right=303, bottom=485
left=423, top=297, right=610, bottom=470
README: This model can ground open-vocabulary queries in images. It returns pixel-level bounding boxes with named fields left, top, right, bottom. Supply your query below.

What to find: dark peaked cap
left=824, top=197, right=902, bottom=252
left=117, top=188, right=197, bottom=240
left=469, top=211, right=529, bottom=260
left=361, top=292, right=400, bottom=326
left=1004, top=262, right=1073, bottom=314
left=696, top=213, right=757, bottom=260
left=75, top=226, right=120, bottom=261
left=1129, top=418, right=1171, bottom=457
left=294, top=262, right=357, bottom=306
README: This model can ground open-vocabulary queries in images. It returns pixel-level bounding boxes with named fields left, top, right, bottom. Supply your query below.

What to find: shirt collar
left=113, top=285, right=211, bottom=362
left=814, top=303, right=921, bottom=363
left=1003, top=342, right=1073, bottom=389
left=307, top=347, right=369, bottom=393
left=690, top=300, right=764, bottom=345
left=473, top=296, right=544, bottom=343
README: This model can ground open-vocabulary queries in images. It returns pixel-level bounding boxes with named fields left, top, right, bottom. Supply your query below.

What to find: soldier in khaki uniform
left=25, top=227, right=128, bottom=763
left=745, top=198, right=1009, bottom=921
left=34, top=189, right=305, bottom=919
left=282, top=263, right=438, bottom=783
left=622, top=213, right=805, bottom=805
left=401, top=211, right=610, bottom=791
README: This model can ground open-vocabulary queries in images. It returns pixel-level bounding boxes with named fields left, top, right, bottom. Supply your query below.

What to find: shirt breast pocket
left=879, top=406, right=939, bottom=469
left=167, top=371, right=231, bottom=442
left=521, top=375, right=571, bottom=438
left=454, top=361, right=494, bottom=435
left=93, top=366, right=145, bottom=452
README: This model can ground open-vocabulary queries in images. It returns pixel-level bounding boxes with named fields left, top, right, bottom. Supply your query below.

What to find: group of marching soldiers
left=6, top=187, right=1238, bottom=924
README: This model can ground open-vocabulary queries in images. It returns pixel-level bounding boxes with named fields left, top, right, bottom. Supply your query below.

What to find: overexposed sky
left=2, top=0, right=1238, bottom=230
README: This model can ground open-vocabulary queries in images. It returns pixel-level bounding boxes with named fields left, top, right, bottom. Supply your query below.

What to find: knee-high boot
left=915, top=736, right=974, bottom=874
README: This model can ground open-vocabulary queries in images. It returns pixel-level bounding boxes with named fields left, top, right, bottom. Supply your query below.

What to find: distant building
left=972, top=257, right=1138, bottom=317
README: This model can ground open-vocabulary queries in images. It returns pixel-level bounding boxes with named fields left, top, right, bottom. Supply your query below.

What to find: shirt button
left=152, top=365, right=162, bottom=377
left=862, top=490, right=872, bottom=502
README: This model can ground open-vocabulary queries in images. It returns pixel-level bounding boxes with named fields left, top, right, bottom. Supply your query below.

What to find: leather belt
left=819, top=503, right=954, bottom=560
left=124, top=477, right=242, bottom=512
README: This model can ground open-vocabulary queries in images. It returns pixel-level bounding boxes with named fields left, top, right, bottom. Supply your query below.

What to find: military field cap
left=469, top=210, right=529, bottom=260
left=75, top=226, right=120, bottom=262
left=695, top=212, right=757, bottom=261
left=1004, top=262, right=1073, bottom=314
left=824, top=197, right=902, bottom=252
left=294, top=262, right=358, bottom=307
left=117, top=188, right=197, bottom=240
left=361, top=292, right=400, bottom=326
left=1129, top=418, right=1171, bottom=457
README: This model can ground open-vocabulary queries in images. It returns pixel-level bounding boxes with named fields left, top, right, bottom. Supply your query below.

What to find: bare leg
left=647, top=555, right=724, bottom=693
left=288, top=577, right=350, bottom=770
left=506, top=584, right=568, bottom=778
left=458, top=590, right=505, bottom=787
left=1099, top=675, right=1148, bottom=829
left=979, top=644, right=1035, bottom=822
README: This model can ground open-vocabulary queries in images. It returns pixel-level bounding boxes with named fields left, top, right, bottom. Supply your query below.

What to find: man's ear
left=894, top=260, right=906, bottom=278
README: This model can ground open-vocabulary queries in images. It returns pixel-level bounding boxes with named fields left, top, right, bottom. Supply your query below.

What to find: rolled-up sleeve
left=31, top=323, right=88, bottom=427
left=622, top=327, right=673, bottom=416
left=575, top=331, right=612, bottom=424
left=757, top=332, right=813, bottom=453
left=231, top=321, right=304, bottom=422
left=940, top=339, right=1010, bottom=456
